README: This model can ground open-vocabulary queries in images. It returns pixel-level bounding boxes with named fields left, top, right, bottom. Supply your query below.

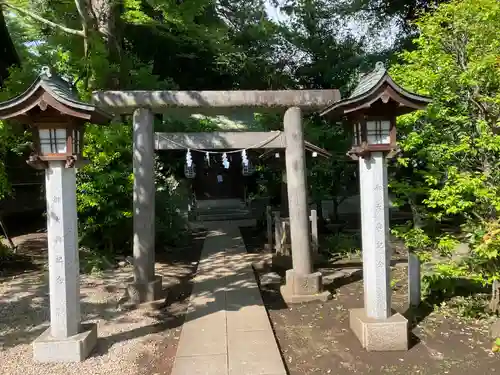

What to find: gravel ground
left=0, top=231, right=205, bottom=375
left=239, top=226, right=500, bottom=375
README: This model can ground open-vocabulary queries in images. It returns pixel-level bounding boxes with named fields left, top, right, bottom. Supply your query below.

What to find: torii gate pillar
left=127, top=108, right=163, bottom=304
left=280, top=107, right=331, bottom=303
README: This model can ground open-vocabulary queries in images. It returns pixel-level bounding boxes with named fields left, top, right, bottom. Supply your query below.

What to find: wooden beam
left=92, top=90, right=341, bottom=114
left=155, top=131, right=286, bottom=150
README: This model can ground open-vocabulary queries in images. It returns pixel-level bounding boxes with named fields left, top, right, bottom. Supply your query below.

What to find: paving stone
left=172, top=223, right=286, bottom=375
left=226, top=304, right=272, bottom=332
left=184, top=307, right=226, bottom=327
left=176, top=322, right=227, bottom=357
left=226, top=287, right=263, bottom=307
left=172, top=354, right=228, bottom=375
left=228, top=330, right=286, bottom=375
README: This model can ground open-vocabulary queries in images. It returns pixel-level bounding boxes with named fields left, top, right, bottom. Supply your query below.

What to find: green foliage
left=77, top=119, right=191, bottom=265
left=77, top=123, right=134, bottom=256
left=306, top=118, right=358, bottom=211
left=154, top=163, right=190, bottom=248
left=391, top=224, right=432, bottom=251
left=324, top=232, right=361, bottom=258
left=437, top=294, right=491, bottom=320
left=1, top=0, right=497, bottom=318
left=390, top=0, right=500, bottom=295
left=0, top=238, right=13, bottom=261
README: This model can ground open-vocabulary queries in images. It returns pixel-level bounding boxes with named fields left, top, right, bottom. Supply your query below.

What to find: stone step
left=196, top=199, right=246, bottom=210
left=198, top=215, right=251, bottom=220
left=197, top=208, right=249, bottom=215
left=197, top=210, right=252, bottom=221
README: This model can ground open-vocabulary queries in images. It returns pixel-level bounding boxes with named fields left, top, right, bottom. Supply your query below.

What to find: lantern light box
left=38, top=127, right=83, bottom=157
left=0, top=66, right=110, bottom=169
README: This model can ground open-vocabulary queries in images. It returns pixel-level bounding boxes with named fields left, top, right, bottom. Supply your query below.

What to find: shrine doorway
left=192, top=151, right=245, bottom=200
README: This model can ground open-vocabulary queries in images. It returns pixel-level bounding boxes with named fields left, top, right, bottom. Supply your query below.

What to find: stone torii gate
left=92, top=90, right=340, bottom=304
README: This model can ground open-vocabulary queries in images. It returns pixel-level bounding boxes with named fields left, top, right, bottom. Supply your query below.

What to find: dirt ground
left=3, top=219, right=500, bottom=375
left=240, top=226, right=500, bottom=375
left=0, top=223, right=205, bottom=375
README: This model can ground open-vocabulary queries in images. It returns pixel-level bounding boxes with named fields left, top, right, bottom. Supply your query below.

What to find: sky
left=262, top=0, right=399, bottom=51
left=264, top=1, right=287, bottom=23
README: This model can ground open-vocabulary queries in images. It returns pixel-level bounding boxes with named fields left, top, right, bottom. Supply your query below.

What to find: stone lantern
left=320, top=62, right=431, bottom=352
left=350, top=117, right=396, bottom=158
left=0, top=66, right=112, bottom=362
left=31, top=122, right=85, bottom=168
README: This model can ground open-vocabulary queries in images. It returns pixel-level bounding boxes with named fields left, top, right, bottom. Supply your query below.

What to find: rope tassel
left=186, top=149, right=193, bottom=167
left=241, top=149, right=249, bottom=167
left=222, top=153, right=230, bottom=169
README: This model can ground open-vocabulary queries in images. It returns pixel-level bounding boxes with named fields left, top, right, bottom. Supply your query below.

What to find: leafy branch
left=0, top=1, right=85, bottom=37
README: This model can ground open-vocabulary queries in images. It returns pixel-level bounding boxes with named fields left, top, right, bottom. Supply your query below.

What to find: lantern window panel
left=353, top=122, right=362, bottom=146
left=366, top=120, right=391, bottom=145
left=39, top=128, right=67, bottom=154
left=72, top=129, right=81, bottom=155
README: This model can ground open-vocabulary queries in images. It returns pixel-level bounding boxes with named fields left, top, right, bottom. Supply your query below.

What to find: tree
left=336, top=0, right=451, bottom=50
left=0, top=9, right=19, bottom=86
left=0, top=0, right=296, bottom=264
left=390, top=0, right=500, bottom=303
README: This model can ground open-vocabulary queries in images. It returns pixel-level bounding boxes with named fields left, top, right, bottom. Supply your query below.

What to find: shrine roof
left=0, top=66, right=112, bottom=123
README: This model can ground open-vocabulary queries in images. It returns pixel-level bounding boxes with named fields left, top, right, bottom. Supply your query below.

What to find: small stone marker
left=310, top=208, right=318, bottom=254
left=266, top=205, right=273, bottom=250
left=273, top=211, right=282, bottom=254
left=490, top=319, right=500, bottom=338
left=408, top=252, right=421, bottom=307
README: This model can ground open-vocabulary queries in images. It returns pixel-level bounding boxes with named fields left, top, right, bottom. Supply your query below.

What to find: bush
left=76, top=124, right=190, bottom=272
left=324, top=232, right=361, bottom=258
left=155, top=172, right=190, bottom=248
left=0, top=239, right=14, bottom=262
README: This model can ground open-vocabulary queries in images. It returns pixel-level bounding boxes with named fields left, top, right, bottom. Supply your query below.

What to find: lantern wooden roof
left=319, top=62, right=431, bottom=118
left=0, top=66, right=112, bottom=124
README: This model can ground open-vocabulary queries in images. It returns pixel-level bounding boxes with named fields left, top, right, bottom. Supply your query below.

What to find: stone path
left=171, top=222, right=286, bottom=375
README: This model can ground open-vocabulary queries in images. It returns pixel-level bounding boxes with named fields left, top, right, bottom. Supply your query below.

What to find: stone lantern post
left=320, top=62, right=431, bottom=351
left=0, top=67, right=112, bottom=362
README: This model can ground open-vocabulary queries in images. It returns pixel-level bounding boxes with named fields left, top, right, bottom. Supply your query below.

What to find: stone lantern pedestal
left=0, top=67, right=112, bottom=362
left=320, top=62, right=432, bottom=352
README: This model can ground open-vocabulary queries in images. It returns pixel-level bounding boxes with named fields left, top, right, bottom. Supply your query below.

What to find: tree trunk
left=90, top=0, right=121, bottom=59
left=332, top=197, right=339, bottom=222
left=85, top=0, right=124, bottom=88
left=0, top=9, right=20, bottom=87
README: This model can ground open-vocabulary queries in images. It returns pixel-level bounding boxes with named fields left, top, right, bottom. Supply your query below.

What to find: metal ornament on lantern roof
left=0, top=66, right=112, bottom=169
